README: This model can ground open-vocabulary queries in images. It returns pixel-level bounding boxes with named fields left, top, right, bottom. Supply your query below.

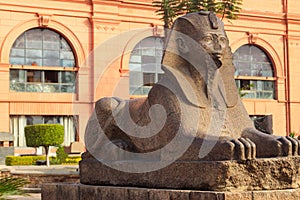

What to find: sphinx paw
left=231, top=138, right=256, bottom=160
left=277, top=136, right=299, bottom=156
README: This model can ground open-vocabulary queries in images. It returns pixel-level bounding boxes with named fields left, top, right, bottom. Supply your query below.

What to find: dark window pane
left=62, top=71, right=76, bottom=83
left=10, top=69, right=25, bottom=82
left=26, top=116, right=43, bottom=125
left=44, top=116, right=60, bottom=124
left=10, top=70, right=19, bottom=81
left=45, top=71, right=58, bottom=83
left=27, top=70, right=41, bottom=82
left=263, top=81, right=274, bottom=91
left=143, top=73, right=155, bottom=86
left=240, top=80, right=251, bottom=90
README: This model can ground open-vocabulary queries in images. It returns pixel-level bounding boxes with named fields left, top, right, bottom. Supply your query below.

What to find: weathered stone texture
left=79, top=157, right=300, bottom=192
left=42, top=183, right=300, bottom=200
left=41, top=183, right=58, bottom=200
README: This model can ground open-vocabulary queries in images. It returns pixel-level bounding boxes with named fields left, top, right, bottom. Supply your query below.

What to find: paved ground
left=0, top=165, right=79, bottom=200
left=0, top=165, right=79, bottom=174
left=4, top=193, right=41, bottom=200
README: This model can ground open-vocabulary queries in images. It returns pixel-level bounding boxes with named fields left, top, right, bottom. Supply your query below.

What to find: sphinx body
left=85, top=11, right=298, bottom=161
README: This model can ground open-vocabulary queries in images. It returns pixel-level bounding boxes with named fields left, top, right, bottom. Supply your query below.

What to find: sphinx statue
left=84, top=11, right=298, bottom=162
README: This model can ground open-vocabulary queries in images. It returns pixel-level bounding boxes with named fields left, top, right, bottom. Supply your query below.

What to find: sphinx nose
left=214, top=41, right=222, bottom=51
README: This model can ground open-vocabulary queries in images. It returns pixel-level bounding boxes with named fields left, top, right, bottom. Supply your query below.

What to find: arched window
left=129, top=37, right=164, bottom=96
left=233, top=44, right=275, bottom=99
left=9, top=28, right=76, bottom=93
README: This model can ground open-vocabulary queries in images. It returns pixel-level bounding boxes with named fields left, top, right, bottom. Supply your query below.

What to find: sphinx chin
left=213, top=57, right=222, bottom=68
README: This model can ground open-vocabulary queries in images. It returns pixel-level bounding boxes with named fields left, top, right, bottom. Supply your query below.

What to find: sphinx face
left=198, top=29, right=228, bottom=68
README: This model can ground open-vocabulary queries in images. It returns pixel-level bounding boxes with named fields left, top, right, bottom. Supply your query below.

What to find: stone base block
left=42, top=183, right=300, bottom=200
left=80, top=156, right=300, bottom=191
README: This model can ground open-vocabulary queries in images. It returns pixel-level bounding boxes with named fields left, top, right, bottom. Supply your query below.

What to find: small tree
left=25, top=124, right=64, bottom=166
left=153, top=0, right=243, bottom=29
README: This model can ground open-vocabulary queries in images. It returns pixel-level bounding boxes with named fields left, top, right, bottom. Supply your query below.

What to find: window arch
left=129, top=37, right=164, bottom=96
left=233, top=44, right=275, bottom=99
left=9, top=28, right=77, bottom=93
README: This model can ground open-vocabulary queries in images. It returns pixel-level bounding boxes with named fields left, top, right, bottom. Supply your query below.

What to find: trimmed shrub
left=5, top=156, right=55, bottom=166
left=25, top=124, right=64, bottom=166
left=63, top=156, right=82, bottom=164
left=25, top=124, right=64, bottom=147
left=5, top=155, right=81, bottom=166
left=56, top=146, right=68, bottom=164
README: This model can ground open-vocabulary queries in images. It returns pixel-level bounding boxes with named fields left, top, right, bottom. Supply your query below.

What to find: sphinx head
left=161, top=12, right=238, bottom=108
left=163, top=11, right=231, bottom=69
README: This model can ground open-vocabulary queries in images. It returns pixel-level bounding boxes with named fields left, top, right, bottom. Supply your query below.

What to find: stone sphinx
left=43, top=12, right=300, bottom=199
left=84, top=11, right=299, bottom=163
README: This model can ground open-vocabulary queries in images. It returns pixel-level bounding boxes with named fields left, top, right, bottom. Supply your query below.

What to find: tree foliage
left=152, top=0, right=184, bottom=29
left=153, top=0, right=243, bottom=28
left=25, top=124, right=64, bottom=166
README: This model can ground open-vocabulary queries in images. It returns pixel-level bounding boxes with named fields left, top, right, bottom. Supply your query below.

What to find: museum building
left=0, top=0, right=299, bottom=154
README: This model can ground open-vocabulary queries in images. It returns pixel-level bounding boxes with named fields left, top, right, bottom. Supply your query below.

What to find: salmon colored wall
left=0, top=0, right=162, bottom=145
left=0, top=0, right=300, bottom=143
left=222, top=0, right=300, bottom=136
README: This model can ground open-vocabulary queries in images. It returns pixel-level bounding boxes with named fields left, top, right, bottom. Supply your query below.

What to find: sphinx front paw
left=230, top=137, right=256, bottom=160
left=200, top=137, right=256, bottom=161
left=277, top=136, right=299, bottom=156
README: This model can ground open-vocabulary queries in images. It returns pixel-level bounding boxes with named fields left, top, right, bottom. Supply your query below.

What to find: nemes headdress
left=161, top=11, right=238, bottom=108
left=170, top=11, right=226, bottom=41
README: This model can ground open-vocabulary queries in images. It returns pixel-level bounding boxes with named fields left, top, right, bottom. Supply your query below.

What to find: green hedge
left=63, top=156, right=82, bottom=164
left=5, top=156, right=49, bottom=166
left=5, top=156, right=81, bottom=166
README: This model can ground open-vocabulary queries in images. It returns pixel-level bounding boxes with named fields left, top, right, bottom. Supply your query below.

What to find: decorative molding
left=246, top=32, right=259, bottom=44
left=37, top=13, right=53, bottom=27
left=90, top=17, right=120, bottom=32
left=152, top=25, right=164, bottom=37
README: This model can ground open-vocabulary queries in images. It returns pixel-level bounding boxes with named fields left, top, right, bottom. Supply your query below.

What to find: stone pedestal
left=80, top=156, right=300, bottom=191
left=42, top=183, right=300, bottom=200
left=42, top=157, right=300, bottom=199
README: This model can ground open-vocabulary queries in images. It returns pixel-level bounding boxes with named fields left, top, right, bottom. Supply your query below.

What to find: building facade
left=0, top=0, right=299, bottom=154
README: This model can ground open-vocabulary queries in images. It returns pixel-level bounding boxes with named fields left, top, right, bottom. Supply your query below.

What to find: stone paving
left=4, top=193, right=41, bottom=200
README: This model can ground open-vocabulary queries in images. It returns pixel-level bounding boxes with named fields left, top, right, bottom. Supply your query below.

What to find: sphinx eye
left=202, top=35, right=213, bottom=42
left=219, top=36, right=227, bottom=43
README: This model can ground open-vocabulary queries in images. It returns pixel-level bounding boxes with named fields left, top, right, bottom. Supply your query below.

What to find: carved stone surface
left=85, top=11, right=298, bottom=165
left=42, top=182, right=300, bottom=200
left=79, top=156, right=300, bottom=191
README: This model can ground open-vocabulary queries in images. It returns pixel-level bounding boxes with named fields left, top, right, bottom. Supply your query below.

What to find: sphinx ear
left=176, top=37, right=189, bottom=54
